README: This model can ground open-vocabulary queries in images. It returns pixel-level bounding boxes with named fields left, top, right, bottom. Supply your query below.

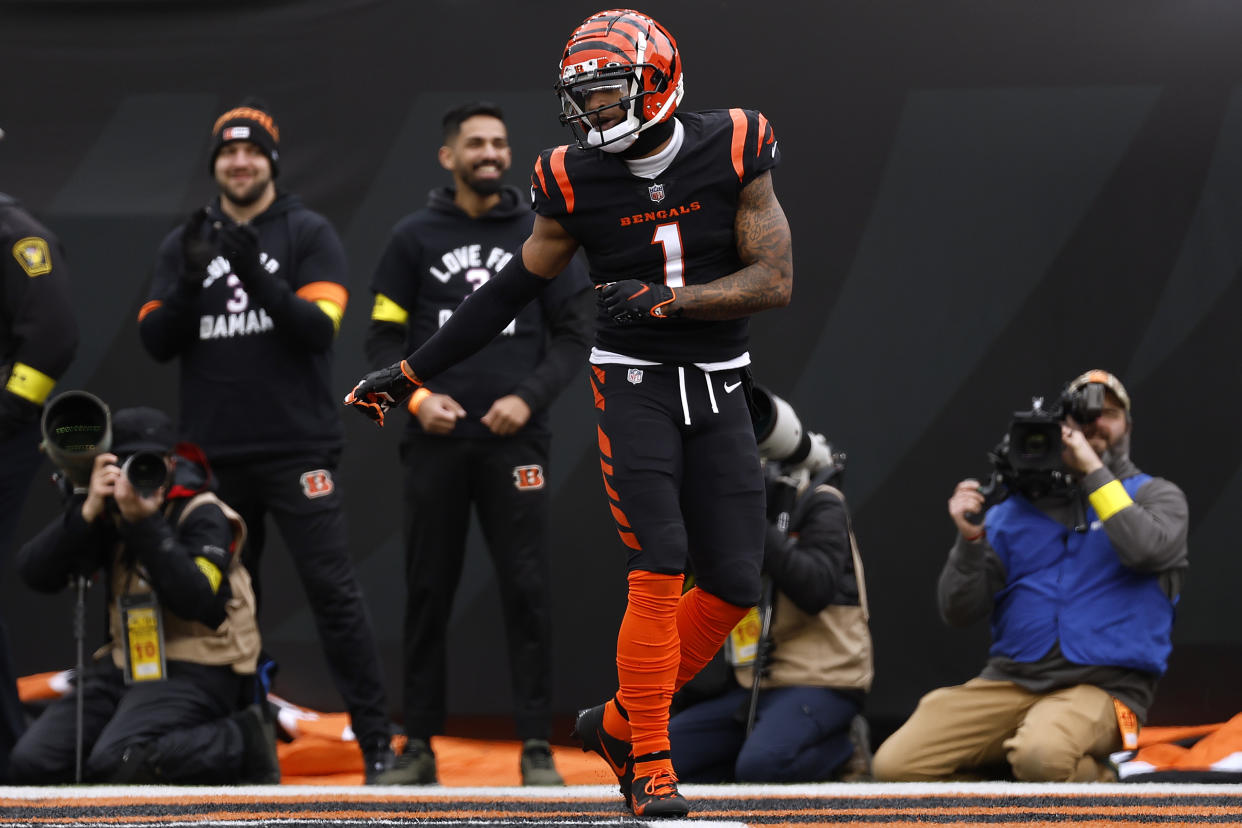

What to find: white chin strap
left=585, top=117, right=641, bottom=153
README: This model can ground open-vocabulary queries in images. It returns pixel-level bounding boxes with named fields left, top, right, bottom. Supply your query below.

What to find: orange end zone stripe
left=729, top=108, right=748, bottom=182
left=137, top=299, right=162, bottom=322
left=550, top=146, right=574, bottom=213
left=296, top=280, right=348, bottom=308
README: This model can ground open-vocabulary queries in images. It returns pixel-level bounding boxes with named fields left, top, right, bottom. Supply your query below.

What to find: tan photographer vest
left=735, top=484, right=874, bottom=692
left=101, top=492, right=260, bottom=675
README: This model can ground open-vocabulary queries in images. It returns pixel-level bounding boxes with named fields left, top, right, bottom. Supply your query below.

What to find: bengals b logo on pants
left=300, top=469, right=335, bottom=499
left=512, top=465, right=545, bottom=491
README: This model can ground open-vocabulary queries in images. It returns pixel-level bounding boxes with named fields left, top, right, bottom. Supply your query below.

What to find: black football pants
left=213, top=453, right=390, bottom=748
left=398, top=430, right=553, bottom=741
left=591, top=363, right=765, bottom=607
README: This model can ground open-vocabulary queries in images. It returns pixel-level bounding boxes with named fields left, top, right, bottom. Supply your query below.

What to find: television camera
left=968, top=381, right=1106, bottom=527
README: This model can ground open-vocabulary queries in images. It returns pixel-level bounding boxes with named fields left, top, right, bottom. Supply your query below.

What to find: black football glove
left=343, top=360, right=422, bottom=426
left=217, top=221, right=264, bottom=288
left=179, top=208, right=216, bottom=293
left=597, top=279, right=679, bottom=323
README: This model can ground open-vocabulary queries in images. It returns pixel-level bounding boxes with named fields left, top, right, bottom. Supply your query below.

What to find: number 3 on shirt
left=651, top=222, right=685, bottom=288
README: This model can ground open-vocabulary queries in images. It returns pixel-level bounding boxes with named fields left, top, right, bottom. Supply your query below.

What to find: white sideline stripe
left=5, top=781, right=1242, bottom=799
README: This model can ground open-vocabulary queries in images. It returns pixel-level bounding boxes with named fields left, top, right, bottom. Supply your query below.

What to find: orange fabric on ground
left=281, top=736, right=615, bottom=786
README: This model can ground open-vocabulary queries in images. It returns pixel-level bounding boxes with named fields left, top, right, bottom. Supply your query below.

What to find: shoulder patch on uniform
left=12, top=236, right=51, bottom=277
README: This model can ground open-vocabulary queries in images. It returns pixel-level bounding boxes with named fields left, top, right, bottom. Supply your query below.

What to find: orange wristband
left=407, top=387, right=432, bottom=415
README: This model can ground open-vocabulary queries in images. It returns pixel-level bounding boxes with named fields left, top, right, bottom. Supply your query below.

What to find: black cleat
left=572, top=703, right=633, bottom=803
left=630, top=765, right=689, bottom=818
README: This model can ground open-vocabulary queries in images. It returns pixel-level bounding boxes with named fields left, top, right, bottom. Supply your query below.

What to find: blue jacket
left=985, top=473, right=1174, bottom=676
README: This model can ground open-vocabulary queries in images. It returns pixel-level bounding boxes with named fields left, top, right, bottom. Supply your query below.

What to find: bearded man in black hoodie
left=364, top=102, right=592, bottom=786
left=137, top=100, right=394, bottom=782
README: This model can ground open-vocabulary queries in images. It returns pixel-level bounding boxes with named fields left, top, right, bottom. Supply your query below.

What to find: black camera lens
left=1020, top=431, right=1049, bottom=457
left=121, top=452, right=169, bottom=497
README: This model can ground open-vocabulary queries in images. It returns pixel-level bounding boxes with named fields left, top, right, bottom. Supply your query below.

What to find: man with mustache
left=365, top=102, right=592, bottom=786
left=138, top=99, right=395, bottom=783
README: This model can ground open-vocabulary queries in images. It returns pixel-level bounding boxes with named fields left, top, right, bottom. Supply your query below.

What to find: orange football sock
left=615, top=570, right=683, bottom=759
left=603, top=584, right=747, bottom=746
left=674, top=585, right=750, bottom=689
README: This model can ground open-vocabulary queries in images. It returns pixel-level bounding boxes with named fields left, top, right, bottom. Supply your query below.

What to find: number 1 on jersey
left=651, top=222, right=685, bottom=288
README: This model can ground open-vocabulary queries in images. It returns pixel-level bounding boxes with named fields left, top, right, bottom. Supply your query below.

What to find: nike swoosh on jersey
left=724, top=381, right=742, bottom=393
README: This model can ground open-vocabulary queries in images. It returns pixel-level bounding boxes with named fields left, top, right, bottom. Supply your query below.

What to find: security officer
left=0, top=123, right=80, bottom=781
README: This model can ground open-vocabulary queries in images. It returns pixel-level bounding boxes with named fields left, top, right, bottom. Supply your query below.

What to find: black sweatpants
left=592, top=363, right=765, bottom=607
left=398, top=430, right=553, bottom=741
left=0, top=420, right=43, bottom=782
left=213, top=452, right=390, bottom=747
left=8, top=658, right=249, bottom=784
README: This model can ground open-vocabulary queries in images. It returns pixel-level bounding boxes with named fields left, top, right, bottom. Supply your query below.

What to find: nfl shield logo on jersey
left=627, top=368, right=644, bottom=385
left=648, top=183, right=665, bottom=203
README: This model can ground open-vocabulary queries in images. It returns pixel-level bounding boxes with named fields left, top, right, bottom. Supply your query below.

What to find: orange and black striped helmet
left=555, top=9, right=684, bottom=152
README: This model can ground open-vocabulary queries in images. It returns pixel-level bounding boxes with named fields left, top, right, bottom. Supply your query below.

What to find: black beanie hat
left=209, top=99, right=280, bottom=177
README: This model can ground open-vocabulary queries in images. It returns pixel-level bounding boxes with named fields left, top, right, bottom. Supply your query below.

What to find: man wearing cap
left=9, top=406, right=278, bottom=784
left=136, top=100, right=394, bottom=780
left=0, top=123, right=79, bottom=782
left=872, top=370, right=1189, bottom=782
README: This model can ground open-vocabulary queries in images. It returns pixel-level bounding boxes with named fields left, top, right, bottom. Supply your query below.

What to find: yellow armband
left=1089, top=479, right=1133, bottom=521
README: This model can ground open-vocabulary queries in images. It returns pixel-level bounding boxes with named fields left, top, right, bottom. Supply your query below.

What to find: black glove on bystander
left=179, top=208, right=216, bottom=292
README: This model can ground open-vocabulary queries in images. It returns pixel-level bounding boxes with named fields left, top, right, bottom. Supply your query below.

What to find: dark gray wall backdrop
left=3, top=0, right=1242, bottom=737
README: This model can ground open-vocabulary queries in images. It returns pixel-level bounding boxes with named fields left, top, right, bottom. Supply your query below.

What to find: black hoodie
left=140, top=192, right=349, bottom=461
left=366, top=185, right=592, bottom=439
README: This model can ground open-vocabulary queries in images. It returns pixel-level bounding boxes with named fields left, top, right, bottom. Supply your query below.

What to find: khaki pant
left=872, top=678, right=1121, bottom=782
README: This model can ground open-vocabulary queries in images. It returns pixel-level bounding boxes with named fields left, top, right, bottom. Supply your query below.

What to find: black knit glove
left=179, top=208, right=216, bottom=294
left=218, top=222, right=265, bottom=289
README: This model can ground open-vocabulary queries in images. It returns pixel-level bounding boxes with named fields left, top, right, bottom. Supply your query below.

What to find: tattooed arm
left=673, top=171, right=793, bottom=320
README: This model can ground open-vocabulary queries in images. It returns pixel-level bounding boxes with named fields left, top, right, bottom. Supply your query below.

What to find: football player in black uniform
left=365, top=102, right=592, bottom=786
left=139, top=101, right=394, bottom=782
left=0, top=124, right=80, bottom=782
left=345, top=9, right=792, bottom=816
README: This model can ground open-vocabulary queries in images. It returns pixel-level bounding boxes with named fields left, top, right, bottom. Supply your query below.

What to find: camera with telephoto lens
left=120, top=451, right=170, bottom=498
left=971, top=382, right=1106, bottom=519
left=750, top=384, right=845, bottom=480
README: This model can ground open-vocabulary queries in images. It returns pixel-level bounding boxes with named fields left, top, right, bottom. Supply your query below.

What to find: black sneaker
left=630, top=764, right=689, bottom=818
left=520, top=739, right=565, bottom=786
left=571, top=703, right=632, bottom=802
left=362, top=738, right=396, bottom=785
left=372, top=739, right=437, bottom=785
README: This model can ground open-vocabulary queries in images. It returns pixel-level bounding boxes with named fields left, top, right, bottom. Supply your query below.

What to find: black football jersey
left=531, top=108, right=779, bottom=364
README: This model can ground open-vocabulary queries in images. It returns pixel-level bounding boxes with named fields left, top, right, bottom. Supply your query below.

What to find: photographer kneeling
left=9, top=405, right=278, bottom=784
left=872, top=370, right=1188, bottom=782
left=668, top=450, right=874, bottom=783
